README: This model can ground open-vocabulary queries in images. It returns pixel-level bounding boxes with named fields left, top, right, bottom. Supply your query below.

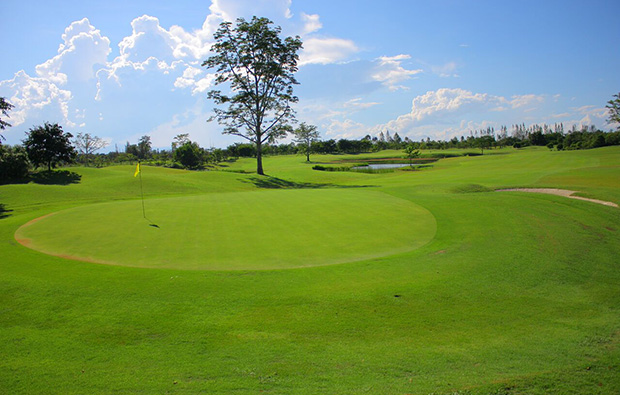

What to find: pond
left=352, top=163, right=413, bottom=170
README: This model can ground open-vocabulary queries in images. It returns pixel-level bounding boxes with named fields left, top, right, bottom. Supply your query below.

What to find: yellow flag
left=134, top=162, right=141, bottom=177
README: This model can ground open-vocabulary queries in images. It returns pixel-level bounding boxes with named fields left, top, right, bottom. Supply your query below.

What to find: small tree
left=172, top=133, right=190, bottom=151
left=477, top=135, right=495, bottom=154
left=137, top=135, right=152, bottom=160
left=606, top=92, right=620, bottom=129
left=0, top=97, right=14, bottom=141
left=24, top=123, right=76, bottom=171
left=404, top=144, right=420, bottom=166
left=293, top=123, right=320, bottom=162
left=174, top=141, right=204, bottom=169
left=204, top=17, right=303, bottom=175
left=73, top=133, right=108, bottom=165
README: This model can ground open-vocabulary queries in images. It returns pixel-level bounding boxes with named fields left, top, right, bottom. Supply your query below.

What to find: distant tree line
left=403, top=123, right=620, bottom=153
left=2, top=92, right=619, bottom=182
left=3, top=121, right=620, bottom=183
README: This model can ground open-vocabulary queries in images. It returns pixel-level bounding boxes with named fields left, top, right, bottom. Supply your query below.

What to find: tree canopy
left=607, top=92, right=620, bottom=129
left=203, top=16, right=303, bottom=175
left=23, top=123, right=76, bottom=171
left=0, top=97, right=14, bottom=141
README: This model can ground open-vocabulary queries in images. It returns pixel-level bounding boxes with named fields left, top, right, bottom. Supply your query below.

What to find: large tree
left=23, top=123, right=76, bottom=171
left=0, top=97, right=14, bottom=141
left=607, top=92, right=620, bottom=129
left=203, top=17, right=303, bottom=175
left=293, top=122, right=320, bottom=162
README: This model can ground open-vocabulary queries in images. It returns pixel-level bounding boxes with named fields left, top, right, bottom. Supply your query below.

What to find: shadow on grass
left=2, top=170, right=82, bottom=186
left=0, top=203, right=12, bottom=219
left=30, top=170, right=82, bottom=185
left=241, top=175, right=375, bottom=189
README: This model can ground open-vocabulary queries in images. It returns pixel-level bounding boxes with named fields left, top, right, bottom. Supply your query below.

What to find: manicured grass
left=1, top=146, right=619, bottom=394
left=15, top=189, right=436, bottom=270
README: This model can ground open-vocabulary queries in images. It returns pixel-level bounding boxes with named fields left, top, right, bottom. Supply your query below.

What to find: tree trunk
left=256, top=141, right=264, bottom=175
left=306, top=150, right=310, bottom=162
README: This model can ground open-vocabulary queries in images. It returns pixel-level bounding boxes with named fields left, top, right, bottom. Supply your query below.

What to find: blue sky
left=1, top=0, right=619, bottom=150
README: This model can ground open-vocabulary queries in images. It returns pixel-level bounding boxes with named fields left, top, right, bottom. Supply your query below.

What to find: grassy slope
left=0, top=146, right=619, bottom=394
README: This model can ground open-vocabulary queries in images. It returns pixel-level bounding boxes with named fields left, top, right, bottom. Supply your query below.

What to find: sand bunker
left=496, top=188, right=618, bottom=208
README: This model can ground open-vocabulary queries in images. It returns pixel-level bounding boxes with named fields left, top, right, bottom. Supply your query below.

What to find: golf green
left=15, top=188, right=436, bottom=270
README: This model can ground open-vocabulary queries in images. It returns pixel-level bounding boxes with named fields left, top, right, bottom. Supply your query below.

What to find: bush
left=312, top=165, right=350, bottom=172
left=174, top=142, right=204, bottom=170
left=0, top=145, right=30, bottom=183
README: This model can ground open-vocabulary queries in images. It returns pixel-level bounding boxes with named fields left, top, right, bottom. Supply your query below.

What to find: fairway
left=2, top=148, right=619, bottom=394
left=15, top=188, right=436, bottom=270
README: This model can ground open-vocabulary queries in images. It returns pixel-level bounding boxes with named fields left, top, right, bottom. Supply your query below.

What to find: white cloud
left=509, top=94, right=544, bottom=109
left=118, top=15, right=178, bottom=63
left=372, top=55, right=423, bottom=91
left=431, top=61, right=459, bottom=78
left=35, top=18, right=111, bottom=85
left=301, top=13, right=322, bottom=35
left=347, top=89, right=537, bottom=140
left=299, top=37, right=358, bottom=66
left=209, top=0, right=293, bottom=22
left=0, top=70, right=73, bottom=128
left=1, top=1, right=360, bottom=147
left=343, top=98, right=381, bottom=110
left=325, top=118, right=369, bottom=139
left=400, top=88, right=490, bottom=123
left=174, top=66, right=216, bottom=95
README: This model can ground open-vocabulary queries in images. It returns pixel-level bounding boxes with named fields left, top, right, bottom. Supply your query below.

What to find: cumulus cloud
left=0, top=70, right=73, bottom=127
left=325, top=118, right=368, bottom=139
left=372, top=55, right=423, bottom=91
left=1, top=0, right=363, bottom=147
left=118, top=15, right=179, bottom=63
left=402, top=88, right=490, bottom=122
left=174, top=66, right=216, bottom=94
left=328, top=89, right=544, bottom=140
left=35, top=18, right=111, bottom=85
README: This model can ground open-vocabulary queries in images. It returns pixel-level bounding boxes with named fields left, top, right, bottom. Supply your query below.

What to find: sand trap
left=496, top=188, right=618, bottom=208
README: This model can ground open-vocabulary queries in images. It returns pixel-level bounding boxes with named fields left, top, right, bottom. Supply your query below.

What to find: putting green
left=15, top=189, right=436, bottom=270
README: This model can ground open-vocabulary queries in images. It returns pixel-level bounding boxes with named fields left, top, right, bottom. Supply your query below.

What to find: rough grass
left=0, top=146, right=619, bottom=394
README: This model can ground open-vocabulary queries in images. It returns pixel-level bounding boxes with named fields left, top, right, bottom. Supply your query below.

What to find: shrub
left=174, top=142, right=204, bottom=170
left=0, top=145, right=30, bottom=183
left=312, top=165, right=350, bottom=172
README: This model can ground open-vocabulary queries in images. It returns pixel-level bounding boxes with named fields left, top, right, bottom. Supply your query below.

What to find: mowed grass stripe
left=15, top=188, right=436, bottom=270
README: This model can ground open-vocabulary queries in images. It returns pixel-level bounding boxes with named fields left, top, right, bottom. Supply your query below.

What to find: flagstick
left=138, top=162, right=146, bottom=219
